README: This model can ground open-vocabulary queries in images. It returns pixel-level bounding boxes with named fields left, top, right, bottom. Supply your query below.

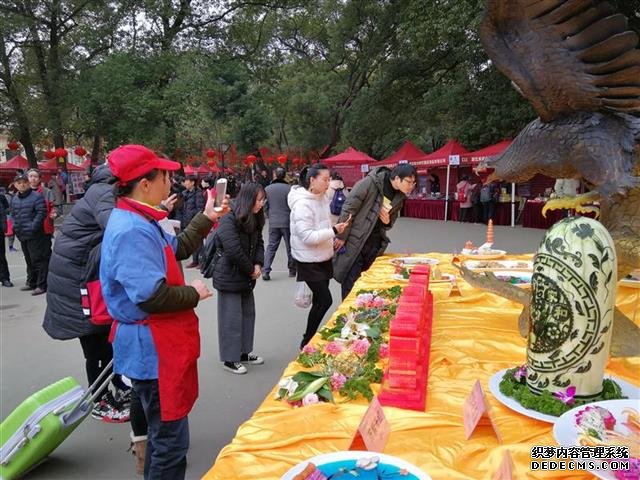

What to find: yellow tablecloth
left=203, top=253, right=640, bottom=480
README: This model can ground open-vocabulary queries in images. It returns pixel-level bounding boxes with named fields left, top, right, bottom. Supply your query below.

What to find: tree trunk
left=91, top=133, right=101, bottom=164
left=0, top=35, right=38, bottom=168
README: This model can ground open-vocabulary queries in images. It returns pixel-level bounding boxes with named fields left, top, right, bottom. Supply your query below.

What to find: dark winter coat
left=43, top=165, right=115, bottom=339
left=211, top=210, right=264, bottom=292
left=10, top=189, right=46, bottom=241
left=264, top=179, right=291, bottom=228
left=0, top=195, right=8, bottom=236
left=332, top=167, right=406, bottom=283
left=179, top=188, right=205, bottom=229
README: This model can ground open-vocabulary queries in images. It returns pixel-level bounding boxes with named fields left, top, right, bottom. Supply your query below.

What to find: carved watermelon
left=526, top=217, right=617, bottom=398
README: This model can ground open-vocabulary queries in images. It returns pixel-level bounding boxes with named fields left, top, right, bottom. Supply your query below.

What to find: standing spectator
left=0, top=191, right=13, bottom=287
left=470, top=182, right=482, bottom=223
left=289, top=164, right=349, bottom=348
left=211, top=182, right=266, bottom=374
left=262, top=167, right=295, bottom=280
left=10, top=173, right=47, bottom=294
left=42, top=165, right=132, bottom=423
left=480, top=181, right=500, bottom=224
left=325, top=171, right=346, bottom=225
left=257, top=169, right=270, bottom=189
left=429, top=173, right=440, bottom=194
left=5, top=184, right=17, bottom=251
left=48, top=173, right=65, bottom=208
left=333, top=164, right=417, bottom=300
left=100, top=144, right=226, bottom=480
left=456, top=175, right=474, bottom=223
left=179, top=175, right=205, bottom=268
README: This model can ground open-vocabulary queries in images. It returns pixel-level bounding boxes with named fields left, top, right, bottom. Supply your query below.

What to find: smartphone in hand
left=214, top=178, right=227, bottom=212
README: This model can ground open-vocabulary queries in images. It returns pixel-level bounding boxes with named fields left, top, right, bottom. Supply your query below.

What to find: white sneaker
left=223, top=362, right=247, bottom=374
left=240, top=353, right=264, bottom=365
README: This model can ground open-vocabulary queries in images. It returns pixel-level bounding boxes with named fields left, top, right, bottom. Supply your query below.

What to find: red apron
left=147, top=244, right=200, bottom=421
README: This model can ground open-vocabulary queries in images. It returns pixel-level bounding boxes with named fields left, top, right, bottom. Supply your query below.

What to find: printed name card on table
left=349, top=397, right=390, bottom=452
left=462, top=380, right=501, bottom=442
left=493, top=449, right=515, bottom=480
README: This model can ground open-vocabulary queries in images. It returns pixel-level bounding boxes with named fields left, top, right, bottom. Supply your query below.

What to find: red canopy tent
left=409, top=140, right=470, bottom=222
left=38, top=158, right=85, bottom=172
left=322, top=147, right=376, bottom=187
left=377, top=141, right=427, bottom=168
left=80, top=157, right=92, bottom=170
left=0, top=154, right=30, bottom=170
left=460, top=139, right=512, bottom=165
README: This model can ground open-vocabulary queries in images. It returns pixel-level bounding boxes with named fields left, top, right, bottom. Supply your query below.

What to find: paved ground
left=0, top=217, right=545, bottom=479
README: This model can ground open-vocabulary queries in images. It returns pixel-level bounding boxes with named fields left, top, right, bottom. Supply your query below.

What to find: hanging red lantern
left=246, top=154, right=257, bottom=165
left=277, top=154, right=287, bottom=165
left=206, top=149, right=216, bottom=159
left=44, top=150, right=56, bottom=159
left=207, top=160, right=217, bottom=169
left=7, top=141, right=19, bottom=151
left=74, top=146, right=87, bottom=156
left=54, top=147, right=68, bottom=158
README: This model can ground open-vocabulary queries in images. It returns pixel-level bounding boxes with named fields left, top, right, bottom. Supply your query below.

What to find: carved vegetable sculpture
left=527, top=218, right=616, bottom=397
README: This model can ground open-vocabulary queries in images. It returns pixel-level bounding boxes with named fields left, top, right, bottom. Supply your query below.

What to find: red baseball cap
left=108, top=145, right=181, bottom=183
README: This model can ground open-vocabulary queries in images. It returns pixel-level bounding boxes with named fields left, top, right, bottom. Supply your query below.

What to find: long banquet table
left=203, top=253, right=640, bottom=480
left=403, top=199, right=512, bottom=225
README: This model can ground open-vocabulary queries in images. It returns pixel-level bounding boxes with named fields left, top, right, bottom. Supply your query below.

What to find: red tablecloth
left=403, top=199, right=512, bottom=225
left=521, top=200, right=597, bottom=229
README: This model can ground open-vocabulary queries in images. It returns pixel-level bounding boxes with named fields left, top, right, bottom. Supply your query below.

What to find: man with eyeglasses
left=333, top=163, right=417, bottom=299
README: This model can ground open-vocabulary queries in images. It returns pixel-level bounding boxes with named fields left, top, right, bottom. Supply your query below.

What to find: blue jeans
left=132, top=379, right=189, bottom=480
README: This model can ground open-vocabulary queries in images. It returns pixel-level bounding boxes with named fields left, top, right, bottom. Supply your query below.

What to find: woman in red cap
left=100, top=145, right=228, bottom=479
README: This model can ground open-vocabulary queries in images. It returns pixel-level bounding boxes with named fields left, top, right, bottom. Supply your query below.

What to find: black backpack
left=199, top=233, right=219, bottom=279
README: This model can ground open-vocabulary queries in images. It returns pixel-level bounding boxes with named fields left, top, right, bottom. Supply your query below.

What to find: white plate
left=390, top=257, right=440, bottom=266
left=392, top=273, right=455, bottom=283
left=553, top=399, right=640, bottom=480
left=460, top=249, right=507, bottom=260
left=491, top=270, right=532, bottom=288
left=463, top=260, right=533, bottom=271
left=489, top=368, right=640, bottom=424
left=282, top=451, right=431, bottom=480
left=619, top=278, right=640, bottom=289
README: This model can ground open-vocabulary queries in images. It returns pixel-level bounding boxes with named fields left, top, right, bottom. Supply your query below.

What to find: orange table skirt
left=203, top=253, right=640, bottom=480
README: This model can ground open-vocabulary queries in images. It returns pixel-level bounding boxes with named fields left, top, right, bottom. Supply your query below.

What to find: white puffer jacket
left=288, top=185, right=335, bottom=263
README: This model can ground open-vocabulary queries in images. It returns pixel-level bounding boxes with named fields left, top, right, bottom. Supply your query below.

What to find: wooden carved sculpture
left=479, top=0, right=640, bottom=280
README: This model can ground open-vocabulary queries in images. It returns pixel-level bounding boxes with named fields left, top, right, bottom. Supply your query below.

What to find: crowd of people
left=1, top=145, right=418, bottom=480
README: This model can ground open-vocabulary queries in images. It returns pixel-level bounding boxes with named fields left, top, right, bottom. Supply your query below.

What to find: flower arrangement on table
left=276, top=286, right=402, bottom=407
left=499, top=365, right=627, bottom=417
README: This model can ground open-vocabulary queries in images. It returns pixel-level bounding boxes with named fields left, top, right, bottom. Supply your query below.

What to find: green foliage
left=499, top=368, right=627, bottom=417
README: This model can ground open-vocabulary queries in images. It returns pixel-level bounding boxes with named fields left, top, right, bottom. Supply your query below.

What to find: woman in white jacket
left=289, top=164, right=349, bottom=348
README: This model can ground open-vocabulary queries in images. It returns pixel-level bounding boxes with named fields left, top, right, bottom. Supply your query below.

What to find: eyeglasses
left=402, top=178, right=417, bottom=186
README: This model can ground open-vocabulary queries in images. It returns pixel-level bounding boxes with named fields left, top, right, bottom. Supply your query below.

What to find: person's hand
left=190, top=279, right=212, bottom=301
left=160, top=193, right=178, bottom=213
left=378, top=207, right=391, bottom=225
left=333, top=238, right=345, bottom=251
left=204, top=190, right=230, bottom=222
left=334, top=221, right=349, bottom=235
left=49, top=210, right=57, bottom=219
left=251, top=264, right=262, bottom=280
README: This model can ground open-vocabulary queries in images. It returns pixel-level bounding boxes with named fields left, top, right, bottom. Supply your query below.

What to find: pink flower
left=576, top=406, right=617, bottom=431
left=379, top=343, right=390, bottom=359
left=513, top=365, right=527, bottom=382
left=302, top=393, right=320, bottom=406
left=351, top=338, right=370, bottom=356
left=553, top=386, right=576, bottom=405
left=372, top=296, right=386, bottom=309
left=354, top=293, right=374, bottom=308
left=302, top=344, right=318, bottom=354
left=324, top=341, right=344, bottom=356
left=330, top=372, right=347, bottom=391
